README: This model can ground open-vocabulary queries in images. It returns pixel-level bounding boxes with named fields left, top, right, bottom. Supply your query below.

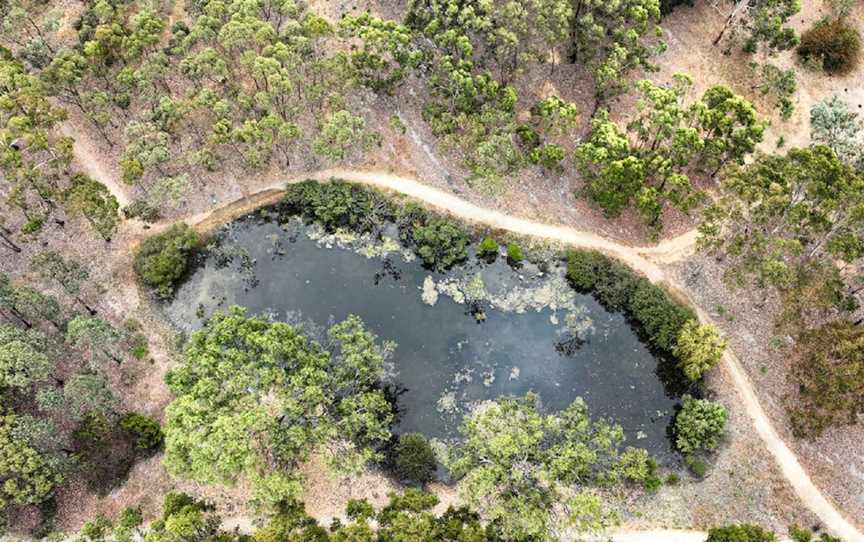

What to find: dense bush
left=477, top=237, right=498, bottom=262
left=789, top=320, right=864, bottom=438
left=674, top=395, right=727, bottom=455
left=674, top=321, right=727, bottom=381
left=393, top=433, right=437, bottom=485
left=282, top=180, right=394, bottom=233
left=707, top=524, right=776, bottom=542
left=120, top=412, right=164, bottom=452
left=505, top=242, right=524, bottom=266
left=629, top=279, right=695, bottom=353
left=566, top=251, right=696, bottom=352
left=565, top=250, right=642, bottom=311
left=134, top=224, right=200, bottom=298
left=798, top=18, right=861, bottom=75
left=411, top=218, right=469, bottom=272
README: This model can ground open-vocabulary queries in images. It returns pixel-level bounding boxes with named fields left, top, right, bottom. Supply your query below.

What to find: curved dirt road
left=82, top=161, right=863, bottom=542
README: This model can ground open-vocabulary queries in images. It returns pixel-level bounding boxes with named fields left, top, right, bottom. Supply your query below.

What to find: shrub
left=134, top=224, right=199, bottom=298
left=788, top=320, right=864, bottom=438
left=565, top=250, right=641, bottom=311
left=674, top=320, right=727, bottom=381
left=282, top=180, right=394, bottom=233
left=393, top=433, right=437, bottom=485
left=706, top=524, right=776, bottom=542
left=798, top=18, right=861, bottom=75
left=505, top=242, right=524, bottom=266
left=515, top=125, right=540, bottom=150
left=674, top=395, right=727, bottom=455
left=476, top=237, right=498, bottom=262
left=411, top=218, right=469, bottom=272
left=629, top=279, right=695, bottom=353
left=121, top=412, right=164, bottom=451
left=123, top=200, right=161, bottom=223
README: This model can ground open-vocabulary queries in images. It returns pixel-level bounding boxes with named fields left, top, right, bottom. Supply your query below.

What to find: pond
left=165, top=211, right=682, bottom=459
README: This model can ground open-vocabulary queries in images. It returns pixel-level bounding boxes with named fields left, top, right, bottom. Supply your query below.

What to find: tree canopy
left=164, top=308, right=394, bottom=506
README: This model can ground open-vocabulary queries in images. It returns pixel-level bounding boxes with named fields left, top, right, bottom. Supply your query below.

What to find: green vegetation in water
left=134, top=224, right=200, bottom=299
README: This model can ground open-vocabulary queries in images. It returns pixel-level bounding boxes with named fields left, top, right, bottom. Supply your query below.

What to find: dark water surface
left=166, top=216, right=681, bottom=458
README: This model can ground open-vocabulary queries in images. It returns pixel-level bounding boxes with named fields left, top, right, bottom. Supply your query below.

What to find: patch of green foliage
left=392, top=433, right=437, bottom=485
left=674, top=395, right=727, bottom=455
left=476, top=237, right=498, bottom=263
left=706, top=524, right=776, bottom=542
left=134, top=224, right=200, bottom=298
left=505, top=242, right=524, bottom=266
left=120, top=412, right=164, bottom=452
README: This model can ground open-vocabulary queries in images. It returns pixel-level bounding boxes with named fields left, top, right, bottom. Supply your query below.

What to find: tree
left=66, top=316, right=127, bottom=370
left=339, top=13, right=423, bottom=94
left=706, top=524, right=776, bottom=542
left=313, top=110, right=380, bottom=162
left=121, top=413, right=164, bottom=452
left=63, top=174, right=120, bottom=241
left=134, top=224, right=200, bottom=298
left=30, top=250, right=96, bottom=314
left=810, top=95, right=863, bottom=170
left=0, top=407, right=64, bottom=513
left=674, top=395, right=727, bottom=455
left=163, top=308, right=393, bottom=505
left=698, top=146, right=864, bottom=300
left=393, top=433, right=437, bottom=485
left=410, top=218, right=469, bottom=272
left=571, top=0, right=665, bottom=105
left=576, top=76, right=763, bottom=230
left=751, top=63, right=796, bottom=120
left=797, top=18, right=861, bottom=75
left=0, top=324, right=51, bottom=389
left=712, top=0, right=800, bottom=55
left=57, top=373, right=120, bottom=423
left=674, top=321, right=727, bottom=381
left=441, top=393, right=654, bottom=541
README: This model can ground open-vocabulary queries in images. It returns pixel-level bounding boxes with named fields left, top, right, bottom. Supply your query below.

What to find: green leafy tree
left=393, top=433, right=437, bottom=485
left=576, top=76, right=763, bottom=230
left=713, top=0, right=800, bottom=55
left=134, top=224, right=200, bottom=298
left=571, top=0, right=665, bottom=104
left=163, top=308, right=393, bottom=504
left=63, top=174, right=120, bottom=241
left=339, top=13, right=422, bottom=94
left=30, top=251, right=96, bottom=314
left=121, top=412, right=164, bottom=452
left=313, top=110, right=380, bottom=162
left=674, top=395, right=727, bottom=455
left=58, top=373, right=120, bottom=423
left=674, top=321, right=727, bottom=381
left=442, top=393, right=652, bottom=541
left=66, top=316, right=127, bottom=370
left=0, top=324, right=51, bottom=389
left=698, top=146, right=864, bottom=307
left=0, top=407, right=64, bottom=513
left=410, top=218, right=469, bottom=272
left=706, top=524, right=776, bottom=542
